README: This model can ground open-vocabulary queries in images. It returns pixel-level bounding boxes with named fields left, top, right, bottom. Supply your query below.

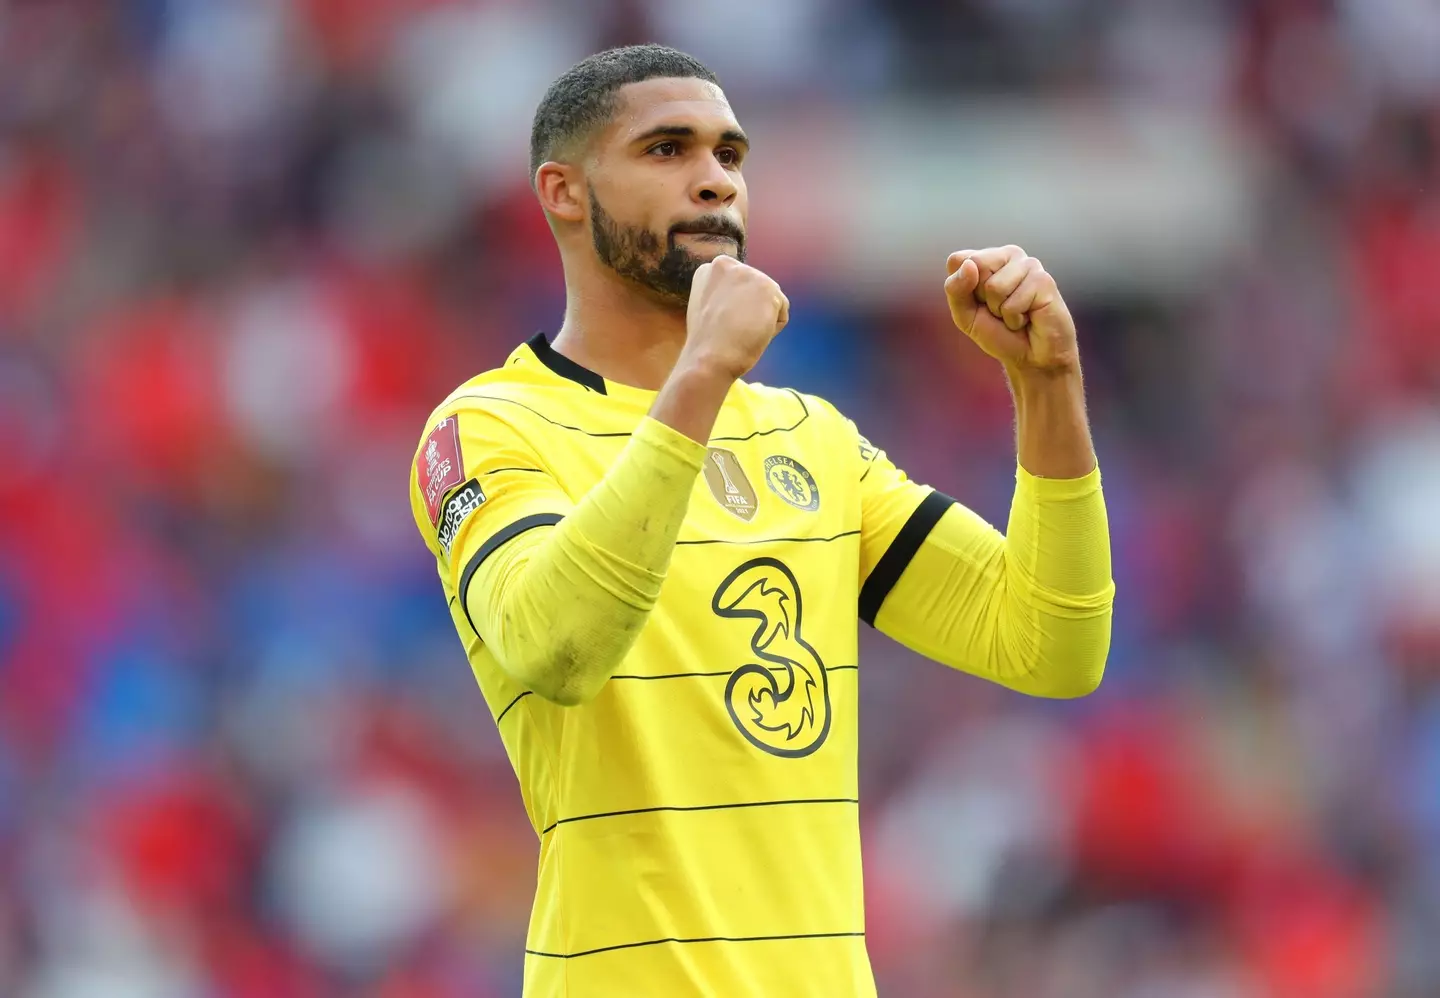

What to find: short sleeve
left=848, top=419, right=957, bottom=626
left=409, top=405, right=574, bottom=594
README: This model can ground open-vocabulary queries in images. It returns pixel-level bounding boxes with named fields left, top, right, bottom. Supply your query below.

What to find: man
left=409, top=44, right=1113, bottom=998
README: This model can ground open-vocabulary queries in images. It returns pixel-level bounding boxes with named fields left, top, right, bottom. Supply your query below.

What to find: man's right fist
left=683, top=256, right=789, bottom=381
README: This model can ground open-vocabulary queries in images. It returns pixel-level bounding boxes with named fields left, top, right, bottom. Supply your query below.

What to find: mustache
left=670, top=216, right=745, bottom=242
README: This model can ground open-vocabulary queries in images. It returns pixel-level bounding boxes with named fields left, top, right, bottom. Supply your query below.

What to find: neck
left=551, top=266, right=689, bottom=392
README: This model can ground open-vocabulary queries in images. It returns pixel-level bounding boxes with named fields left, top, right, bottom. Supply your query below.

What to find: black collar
left=526, top=332, right=607, bottom=394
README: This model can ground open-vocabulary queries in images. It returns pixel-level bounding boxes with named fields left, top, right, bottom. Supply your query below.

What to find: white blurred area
left=140, top=0, right=1263, bottom=296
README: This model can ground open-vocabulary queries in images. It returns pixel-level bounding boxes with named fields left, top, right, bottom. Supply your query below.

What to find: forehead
left=605, top=77, right=739, bottom=143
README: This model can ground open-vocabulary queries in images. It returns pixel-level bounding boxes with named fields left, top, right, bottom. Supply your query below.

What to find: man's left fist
left=944, top=245, right=1079, bottom=373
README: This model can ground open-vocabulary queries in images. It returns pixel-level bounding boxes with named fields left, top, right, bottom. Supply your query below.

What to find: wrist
left=1005, top=360, right=1083, bottom=398
left=672, top=350, right=744, bottom=388
left=1006, top=361, right=1096, bottom=479
left=650, top=354, right=738, bottom=446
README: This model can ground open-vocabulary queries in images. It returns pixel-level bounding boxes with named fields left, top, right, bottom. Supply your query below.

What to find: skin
left=535, top=77, right=754, bottom=392
left=532, top=76, right=1095, bottom=479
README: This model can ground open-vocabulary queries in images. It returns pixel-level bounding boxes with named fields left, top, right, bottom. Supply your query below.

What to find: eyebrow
left=631, top=124, right=750, bottom=151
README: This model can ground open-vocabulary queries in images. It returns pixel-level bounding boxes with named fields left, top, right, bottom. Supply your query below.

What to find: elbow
left=538, top=675, right=609, bottom=708
left=482, top=569, right=654, bottom=707
left=537, top=684, right=597, bottom=708
left=508, top=616, right=647, bottom=707
left=1029, top=615, right=1113, bottom=699
left=1002, top=600, right=1113, bottom=699
left=520, top=674, right=606, bottom=708
left=514, top=639, right=612, bottom=707
left=1035, top=657, right=1106, bottom=699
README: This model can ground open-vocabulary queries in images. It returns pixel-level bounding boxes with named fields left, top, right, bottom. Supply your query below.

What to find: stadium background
left=1, top=1, right=1438, bottom=995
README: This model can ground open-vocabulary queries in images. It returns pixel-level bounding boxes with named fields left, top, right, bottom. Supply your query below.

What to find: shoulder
left=735, top=380, right=856, bottom=439
left=417, top=354, right=577, bottom=443
left=430, top=362, right=543, bottom=421
left=408, top=362, right=561, bottom=525
left=408, top=364, right=534, bottom=482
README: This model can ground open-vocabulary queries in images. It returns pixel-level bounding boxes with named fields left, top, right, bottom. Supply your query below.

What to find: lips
left=672, top=219, right=743, bottom=242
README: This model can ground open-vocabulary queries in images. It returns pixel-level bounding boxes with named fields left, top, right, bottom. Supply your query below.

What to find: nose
left=691, top=156, right=738, bottom=207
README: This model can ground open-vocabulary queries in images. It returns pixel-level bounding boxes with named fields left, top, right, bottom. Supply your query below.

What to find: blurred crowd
left=0, top=1, right=1438, bottom=996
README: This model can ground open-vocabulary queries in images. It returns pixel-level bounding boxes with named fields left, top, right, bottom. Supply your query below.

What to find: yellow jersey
left=409, top=333, right=951, bottom=997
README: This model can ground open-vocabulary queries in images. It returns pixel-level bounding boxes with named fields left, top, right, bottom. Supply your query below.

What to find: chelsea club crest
left=763, top=455, right=820, bottom=512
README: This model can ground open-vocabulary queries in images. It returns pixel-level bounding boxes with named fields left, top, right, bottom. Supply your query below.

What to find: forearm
left=879, top=245, right=1109, bottom=690
left=995, top=465, right=1114, bottom=693
left=1008, top=363, right=1096, bottom=480
left=467, top=415, right=707, bottom=705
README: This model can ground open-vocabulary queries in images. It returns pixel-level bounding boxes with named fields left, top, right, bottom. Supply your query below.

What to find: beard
left=589, top=189, right=747, bottom=305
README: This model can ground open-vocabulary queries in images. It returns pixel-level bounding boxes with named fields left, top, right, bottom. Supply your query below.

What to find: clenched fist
left=682, top=255, right=790, bottom=381
left=944, top=245, right=1078, bottom=373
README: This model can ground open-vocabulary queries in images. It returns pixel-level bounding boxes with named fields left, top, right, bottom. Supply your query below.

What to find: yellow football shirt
left=410, top=334, right=955, bottom=997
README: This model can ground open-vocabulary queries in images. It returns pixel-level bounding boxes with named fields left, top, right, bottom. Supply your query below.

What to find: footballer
left=409, top=44, right=1114, bottom=998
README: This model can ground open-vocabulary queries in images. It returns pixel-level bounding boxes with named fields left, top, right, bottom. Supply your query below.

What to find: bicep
left=849, top=419, right=1041, bottom=688
left=854, top=425, right=958, bottom=625
left=871, top=498, right=1106, bottom=698
left=871, top=503, right=1019, bottom=679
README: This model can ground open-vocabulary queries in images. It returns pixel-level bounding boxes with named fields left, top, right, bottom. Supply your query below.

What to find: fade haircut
left=529, top=45, right=721, bottom=186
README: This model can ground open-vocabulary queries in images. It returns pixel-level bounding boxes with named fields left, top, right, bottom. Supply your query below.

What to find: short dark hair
left=529, top=45, right=721, bottom=185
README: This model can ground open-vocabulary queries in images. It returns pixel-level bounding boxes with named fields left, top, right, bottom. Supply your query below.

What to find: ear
left=535, top=162, right=585, bottom=225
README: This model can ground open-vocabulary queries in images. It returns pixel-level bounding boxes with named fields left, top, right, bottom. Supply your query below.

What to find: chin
left=689, top=239, right=745, bottom=264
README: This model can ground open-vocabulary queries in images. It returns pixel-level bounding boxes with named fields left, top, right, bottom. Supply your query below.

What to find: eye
left=716, top=147, right=741, bottom=167
left=650, top=141, right=679, bottom=157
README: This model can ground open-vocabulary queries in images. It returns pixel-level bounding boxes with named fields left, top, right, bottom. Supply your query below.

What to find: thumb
left=946, top=257, right=979, bottom=297
left=945, top=258, right=981, bottom=325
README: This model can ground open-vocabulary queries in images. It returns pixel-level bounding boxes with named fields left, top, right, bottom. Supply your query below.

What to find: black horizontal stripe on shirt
left=454, top=394, right=633, bottom=437
left=608, top=664, right=857, bottom=682
left=492, top=669, right=856, bottom=727
left=479, top=466, right=547, bottom=476
left=675, top=529, right=859, bottom=547
left=525, top=336, right=817, bottom=441
left=859, top=490, right=957, bottom=628
left=540, top=796, right=859, bottom=837
left=449, top=389, right=809, bottom=441
left=494, top=691, right=532, bottom=725
left=491, top=672, right=856, bottom=724
left=458, top=513, right=564, bottom=636
left=710, top=388, right=809, bottom=442
left=526, top=929, right=866, bottom=961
